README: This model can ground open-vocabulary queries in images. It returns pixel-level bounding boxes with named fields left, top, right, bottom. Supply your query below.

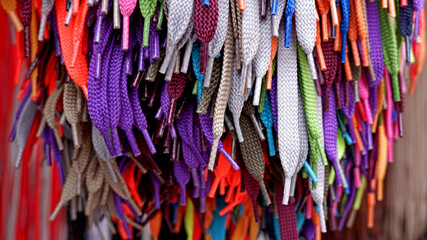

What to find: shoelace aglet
left=316, top=44, right=326, bottom=71
left=260, top=0, right=267, bottom=17
left=350, top=41, right=361, bottom=66
left=49, top=200, right=65, bottom=221
left=101, top=0, right=109, bottom=14
left=252, top=77, right=262, bottom=106
left=203, top=57, right=215, bottom=88
left=284, top=15, right=293, bottom=47
left=321, top=14, right=328, bottom=41
left=122, top=16, right=130, bottom=50
left=271, top=0, right=278, bottom=15
left=87, top=0, right=94, bottom=6
left=65, top=3, right=74, bottom=26
left=38, top=15, right=48, bottom=41
left=113, top=0, right=120, bottom=28
left=219, top=147, right=239, bottom=170
left=405, top=36, right=411, bottom=63
left=238, top=0, right=245, bottom=11
left=7, top=11, right=23, bottom=32
left=181, top=37, right=196, bottom=73
left=150, top=32, right=160, bottom=62
left=282, top=177, right=292, bottom=205
left=203, top=0, right=209, bottom=5
left=73, top=0, right=80, bottom=15
left=388, top=0, right=396, bottom=18
left=360, top=39, right=369, bottom=67
left=156, top=6, right=164, bottom=30
left=353, top=79, right=360, bottom=102
left=304, top=161, right=318, bottom=182
left=330, top=0, right=338, bottom=26
left=250, top=114, right=265, bottom=141
left=272, top=15, right=279, bottom=38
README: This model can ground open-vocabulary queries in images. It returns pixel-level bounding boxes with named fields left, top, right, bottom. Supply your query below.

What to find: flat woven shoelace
left=38, top=0, right=54, bottom=41
left=88, top=29, right=116, bottom=158
left=15, top=97, right=37, bottom=168
left=308, top=94, right=327, bottom=233
left=197, top=58, right=221, bottom=114
left=239, top=114, right=271, bottom=206
left=241, top=0, right=260, bottom=88
left=252, top=2, right=271, bottom=105
left=174, top=160, right=191, bottom=205
left=377, top=0, right=400, bottom=102
left=340, top=0, right=350, bottom=63
left=399, top=0, right=414, bottom=63
left=244, top=168, right=262, bottom=222
left=129, top=88, right=156, bottom=154
left=193, top=0, right=219, bottom=73
left=275, top=183, right=298, bottom=239
left=63, top=83, right=81, bottom=147
left=203, top=0, right=229, bottom=87
left=108, top=41, right=125, bottom=157
left=167, top=73, right=187, bottom=125
left=277, top=22, right=300, bottom=205
left=138, top=0, right=156, bottom=47
left=210, top=13, right=233, bottom=169
left=160, top=0, right=194, bottom=74
left=228, top=58, right=245, bottom=142
left=297, top=43, right=328, bottom=167
left=19, top=0, right=31, bottom=57
left=119, top=0, right=137, bottom=49
left=323, top=86, right=348, bottom=188
left=294, top=0, right=317, bottom=81
left=366, top=0, right=384, bottom=87
left=272, top=0, right=286, bottom=38
left=55, top=0, right=89, bottom=94
left=321, top=39, right=338, bottom=112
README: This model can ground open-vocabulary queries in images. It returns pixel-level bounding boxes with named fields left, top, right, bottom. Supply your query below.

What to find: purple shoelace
left=366, top=0, right=384, bottom=87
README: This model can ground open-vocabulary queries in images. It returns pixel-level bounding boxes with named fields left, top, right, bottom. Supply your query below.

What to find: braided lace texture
left=252, top=3, right=271, bottom=105
left=193, top=0, right=219, bottom=73
left=366, top=0, right=384, bottom=87
left=228, top=58, right=245, bottom=142
left=239, top=115, right=271, bottom=205
left=241, top=0, right=260, bottom=84
left=294, top=0, right=317, bottom=80
left=277, top=23, right=300, bottom=205
left=309, top=94, right=327, bottom=233
left=38, top=0, right=54, bottom=40
left=203, top=0, right=229, bottom=87
left=209, top=14, right=234, bottom=169
left=160, top=0, right=194, bottom=74
left=15, top=98, right=37, bottom=168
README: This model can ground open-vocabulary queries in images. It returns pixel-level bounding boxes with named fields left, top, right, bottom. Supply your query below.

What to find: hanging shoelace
left=2, top=0, right=427, bottom=239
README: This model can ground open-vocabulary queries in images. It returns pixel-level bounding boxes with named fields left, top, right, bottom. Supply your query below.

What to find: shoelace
left=19, top=0, right=31, bottom=57
left=108, top=41, right=125, bottom=156
left=118, top=50, right=141, bottom=157
left=323, top=86, right=348, bottom=188
left=399, top=0, right=414, bottom=63
left=210, top=13, right=233, bottom=169
left=294, top=0, right=317, bottom=81
left=55, top=0, right=89, bottom=96
left=277, top=22, right=301, bottom=205
left=308, top=93, right=327, bottom=233
left=63, top=82, right=81, bottom=147
left=193, top=0, right=219, bottom=73
left=366, top=0, right=384, bottom=87
left=297, top=43, right=328, bottom=167
left=203, top=0, right=229, bottom=87
left=259, top=95, right=275, bottom=156
left=272, top=0, right=286, bottom=38
left=138, top=0, right=156, bottom=48
left=228, top=58, right=245, bottom=142
left=240, top=0, right=260, bottom=92
left=119, top=0, right=137, bottom=50
left=38, top=0, right=54, bottom=41
left=166, top=73, right=187, bottom=125
left=0, top=0, right=23, bottom=32
left=159, top=0, right=194, bottom=75
left=377, top=0, right=401, bottom=102
left=88, top=26, right=116, bottom=157
left=242, top=97, right=265, bottom=141
left=252, top=2, right=271, bottom=105
left=239, top=114, right=271, bottom=206
left=339, top=0, right=350, bottom=63
left=197, top=58, right=221, bottom=114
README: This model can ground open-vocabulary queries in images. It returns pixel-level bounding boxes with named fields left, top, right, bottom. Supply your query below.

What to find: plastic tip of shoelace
left=238, top=0, right=246, bottom=11
left=405, top=36, right=411, bottom=63
left=284, top=16, right=293, bottom=48
left=219, top=147, right=239, bottom=170
left=8, top=11, right=23, bottom=32
left=272, top=15, right=279, bottom=38
left=202, top=0, right=209, bottom=5
left=330, top=0, right=338, bottom=26
left=38, top=15, right=48, bottom=41
left=122, top=16, right=129, bottom=50
left=71, top=41, right=81, bottom=67
left=271, top=0, right=278, bottom=15
left=316, top=139, right=328, bottom=166
left=143, top=18, right=151, bottom=47
left=304, top=161, right=318, bottom=182
left=142, top=128, right=157, bottom=154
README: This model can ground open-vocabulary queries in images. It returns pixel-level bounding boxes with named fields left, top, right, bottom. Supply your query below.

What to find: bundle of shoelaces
left=1, top=0, right=426, bottom=238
